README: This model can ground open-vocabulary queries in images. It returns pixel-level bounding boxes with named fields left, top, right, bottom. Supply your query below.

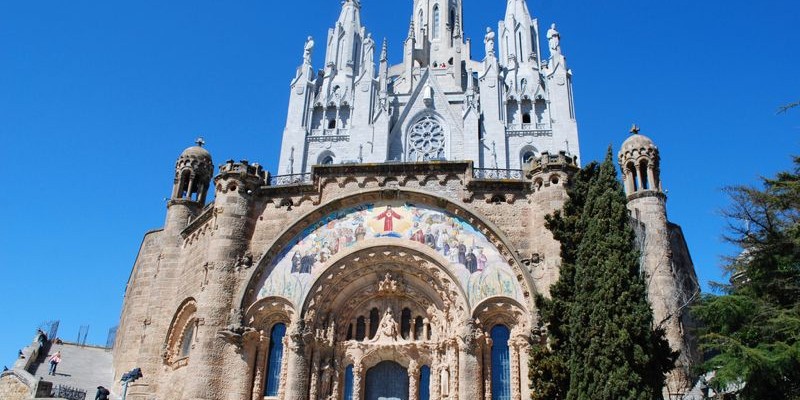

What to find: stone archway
left=365, top=361, right=409, bottom=400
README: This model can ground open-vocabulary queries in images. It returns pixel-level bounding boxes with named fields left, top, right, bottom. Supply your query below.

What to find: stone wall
left=0, top=373, right=31, bottom=400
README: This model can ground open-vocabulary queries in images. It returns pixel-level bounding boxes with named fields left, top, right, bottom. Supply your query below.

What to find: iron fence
left=52, top=385, right=86, bottom=400
left=269, top=173, right=313, bottom=186
left=473, top=168, right=523, bottom=180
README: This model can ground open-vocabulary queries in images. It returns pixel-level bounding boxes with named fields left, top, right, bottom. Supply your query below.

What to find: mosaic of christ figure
left=374, top=205, right=403, bottom=232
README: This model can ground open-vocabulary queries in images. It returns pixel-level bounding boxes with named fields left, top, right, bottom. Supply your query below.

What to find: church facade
left=112, top=1, right=700, bottom=399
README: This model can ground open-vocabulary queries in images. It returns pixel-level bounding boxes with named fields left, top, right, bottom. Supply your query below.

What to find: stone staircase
left=31, top=343, right=119, bottom=400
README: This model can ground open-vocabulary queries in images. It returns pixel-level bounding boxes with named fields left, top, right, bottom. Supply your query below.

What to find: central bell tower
left=408, top=0, right=466, bottom=91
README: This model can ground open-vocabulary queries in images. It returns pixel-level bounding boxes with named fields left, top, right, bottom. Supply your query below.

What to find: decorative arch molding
left=239, top=189, right=536, bottom=314
left=299, top=243, right=471, bottom=336
left=244, top=296, right=296, bottom=332
left=471, top=296, right=531, bottom=340
left=163, top=297, right=198, bottom=369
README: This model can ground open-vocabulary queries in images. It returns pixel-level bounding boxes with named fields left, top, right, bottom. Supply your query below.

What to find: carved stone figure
left=547, top=23, right=560, bottom=53
left=304, top=36, right=315, bottom=64
left=362, top=33, right=375, bottom=67
left=372, top=307, right=400, bottom=342
left=484, top=27, right=496, bottom=58
left=319, top=359, right=334, bottom=398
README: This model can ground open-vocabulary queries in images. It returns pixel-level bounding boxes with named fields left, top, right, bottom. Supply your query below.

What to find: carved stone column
left=458, top=337, right=481, bottom=400
left=251, top=332, right=269, bottom=400
left=308, top=351, right=321, bottom=400
left=408, top=359, right=420, bottom=400
left=518, top=338, right=531, bottom=400
left=352, top=362, right=364, bottom=400
left=283, top=327, right=310, bottom=400
left=510, top=342, right=521, bottom=400
left=483, top=337, right=493, bottom=400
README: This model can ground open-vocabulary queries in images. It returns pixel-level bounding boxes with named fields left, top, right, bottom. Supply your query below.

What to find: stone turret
left=166, top=138, right=213, bottom=232
left=184, top=160, right=266, bottom=399
left=619, top=128, right=696, bottom=396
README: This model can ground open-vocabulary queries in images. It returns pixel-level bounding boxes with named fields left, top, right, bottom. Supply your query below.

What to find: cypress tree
left=566, top=149, right=673, bottom=400
left=531, top=150, right=674, bottom=400
left=531, top=161, right=599, bottom=400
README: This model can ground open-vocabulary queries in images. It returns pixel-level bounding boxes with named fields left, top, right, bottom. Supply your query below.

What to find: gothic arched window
left=369, top=308, right=380, bottom=339
left=179, top=323, right=195, bottom=358
left=344, top=364, right=354, bottom=399
left=521, top=148, right=537, bottom=166
left=420, top=365, right=431, bottom=400
left=401, top=308, right=412, bottom=339
left=408, top=116, right=445, bottom=162
left=432, top=5, right=441, bottom=39
left=491, top=325, right=511, bottom=400
left=264, top=323, right=287, bottom=397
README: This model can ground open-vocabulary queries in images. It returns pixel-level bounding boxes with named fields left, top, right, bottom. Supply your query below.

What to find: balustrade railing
left=52, top=385, right=86, bottom=400
left=473, top=168, right=523, bottom=180
left=268, top=173, right=312, bottom=186
left=506, top=123, right=552, bottom=137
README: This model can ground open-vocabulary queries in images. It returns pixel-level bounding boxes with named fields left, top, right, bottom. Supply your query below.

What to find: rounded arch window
left=318, top=152, right=335, bottom=166
left=408, top=115, right=446, bottom=162
left=521, top=147, right=537, bottom=166
left=164, top=298, right=197, bottom=368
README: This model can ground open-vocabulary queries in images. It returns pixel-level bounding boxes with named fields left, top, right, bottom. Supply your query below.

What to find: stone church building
left=109, top=1, right=700, bottom=399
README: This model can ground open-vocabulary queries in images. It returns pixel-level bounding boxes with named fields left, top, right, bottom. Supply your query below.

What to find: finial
left=195, top=137, right=206, bottom=147
left=630, top=124, right=640, bottom=135
left=380, top=38, right=388, bottom=62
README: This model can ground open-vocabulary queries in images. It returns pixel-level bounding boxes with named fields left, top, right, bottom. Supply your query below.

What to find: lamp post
left=120, top=367, right=143, bottom=400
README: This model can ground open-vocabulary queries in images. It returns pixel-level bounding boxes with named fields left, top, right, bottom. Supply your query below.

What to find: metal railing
left=52, top=385, right=86, bottom=400
left=506, top=123, right=553, bottom=137
left=269, top=173, right=313, bottom=186
left=310, top=128, right=349, bottom=136
left=473, top=168, right=523, bottom=180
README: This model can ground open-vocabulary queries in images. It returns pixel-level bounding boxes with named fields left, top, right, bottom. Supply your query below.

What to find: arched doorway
left=365, top=361, right=409, bottom=400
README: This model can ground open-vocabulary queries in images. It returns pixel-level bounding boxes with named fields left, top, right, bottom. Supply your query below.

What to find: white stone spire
left=499, top=0, right=540, bottom=67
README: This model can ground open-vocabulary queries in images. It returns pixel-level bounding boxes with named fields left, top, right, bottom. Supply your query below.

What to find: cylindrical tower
left=183, top=160, right=266, bottom=400
left=166, top=139, right=214, bottom=232
left=618, top=129, right=694, bottom=396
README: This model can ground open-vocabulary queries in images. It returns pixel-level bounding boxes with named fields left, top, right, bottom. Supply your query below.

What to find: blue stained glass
left=344, top=364, right=354, bottom=400
left=491, top=325, right=511, bottom=400
left=264, top=323, right=286, bottom=396
left=419, top=365, right=431, bottom=400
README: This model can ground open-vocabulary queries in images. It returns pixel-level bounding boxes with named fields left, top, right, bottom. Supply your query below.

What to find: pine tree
left=531, top=150, right=674, bottom=400
left=692, top=155, right=800, bottom=399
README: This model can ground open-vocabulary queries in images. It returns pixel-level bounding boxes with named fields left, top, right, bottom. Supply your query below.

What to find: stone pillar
left=251, top=332, right=268, bottom=400
left=283, top=328, right=310, bottom=400
left=510, top=343, right=521, bottom=400
left=353, top=362, right=364, bottom=400
left=308, top=351, right=320, bottom=400
left=518, top=338, right=532, bottom=400
left=408, top=359, right=420, bottom=400
left=483, top=338, right=493, bottom=400
left=458, top=339, right=481, bottom=400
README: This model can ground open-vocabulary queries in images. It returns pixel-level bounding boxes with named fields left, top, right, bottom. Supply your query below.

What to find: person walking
left=47, top=351, right=62, bottom=375
left=95, top=385, right=110, bottom=400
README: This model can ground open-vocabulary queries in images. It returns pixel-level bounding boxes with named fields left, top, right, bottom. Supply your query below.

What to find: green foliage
left=530, top=161, right=597, bottom=400
left=531, top=150, right=674, bottom=400
left=693, top=156, right=800, bottom=399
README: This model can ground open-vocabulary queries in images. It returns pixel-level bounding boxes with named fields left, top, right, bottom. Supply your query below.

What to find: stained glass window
left=491, top=325, right=511, bottom=400
left=264, top=323, right=287, bottom=396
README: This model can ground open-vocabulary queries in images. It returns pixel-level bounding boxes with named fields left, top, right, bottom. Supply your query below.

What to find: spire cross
left=630, top=124, right=640, bottom=135
left=195, top=137, right=206, bottom=147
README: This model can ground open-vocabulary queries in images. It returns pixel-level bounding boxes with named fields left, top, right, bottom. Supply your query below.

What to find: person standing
left=47, top=351, right=62, bottom=375
left=95, top=386, right=110, bottom=400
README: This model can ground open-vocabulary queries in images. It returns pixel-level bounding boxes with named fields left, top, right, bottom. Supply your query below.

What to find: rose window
left=408, top=116, right=445, bottom=161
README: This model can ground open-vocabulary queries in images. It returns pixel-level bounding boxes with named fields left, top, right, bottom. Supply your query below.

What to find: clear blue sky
left=0, top=0, right=797, bottom=368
